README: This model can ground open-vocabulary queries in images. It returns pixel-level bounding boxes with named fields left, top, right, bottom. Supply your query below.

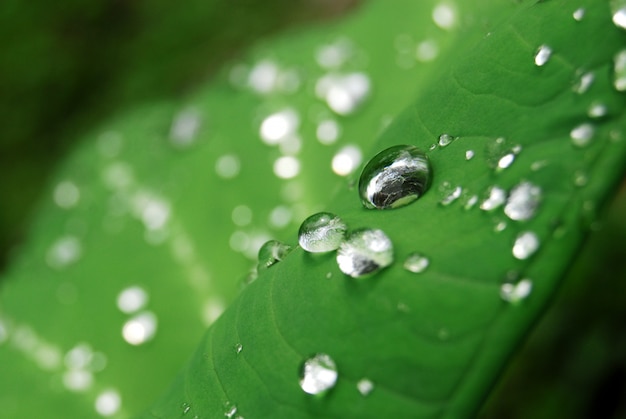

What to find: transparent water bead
left=588, top=102, right=608, bottom=118
left=573, top=8, right=585, bottom=21
left=432, top=3, right=457, bottom=30
left=438, top=133, right=455, bottom=147
left=512, top=231, right=540, bottom=260
left=336, top=229, right=393, bottom=278
left=500, top=279, right=533, bottom=304
left=170, top=107, right=202, bottom=147
left=298, top=212, right=347, bottom=253
left=570, top=123, right=595, bottom=147
left=403, top=253, right=429, bottom=273
left=573, top=71, right=594, bottom=94
left=439, top=182, right=462, bottom=206
left=504, top=181, right=542, bottom=221
left=122, top=311, right=157, bottom=346
left=224, top=403, right=238, bottom=418
left=534, top=45, right=552, bottom=66
left=614, top=50, right=626, bottom=91
left=359, top=145, right=432, bottom=210
left=480, top=186, right=507, bottom=211
left=465, top=150, right=475, bottom=160
left=257, top=240, right=292, bottom=270
left=497, top=153, right=516, bottom=171
left=299, top=353, right=338, bottom=395
left=95, top=389, right=121, bottom=417
left=332, top=145, right=362, bottom=176
left=357, top=378, right=375, bottom=396
left=116, top=286, right=148, bottom=314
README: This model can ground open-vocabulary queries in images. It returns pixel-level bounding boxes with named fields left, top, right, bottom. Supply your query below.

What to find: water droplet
left=464, top=194, right=478, bottom=210
left=235, top=343, right=243, bottom=354
left=357, top=378, right=374, bottom=396
left=573, top=170, right=589, bottom=187
left=465, top=150, right=475, bottom=160
left=63, top=369, right=93, bottom=392
left=403, top=253, right=429, bottom=273
left=573, top=71, right=594, bottom=94
left=534, top=45, right=552, bottom=67
left=215, top=154, right=241, bottom=179
left=504, top=181, right=542, bottom=221
left=268, top=206, right=293, bottom=229
left=170, top=107, right=202, bottom=147
left=570, top=123, right=595, bottom=147
left=248, top=60, right=279, bottom=94
left=573, top=7, right=585, bottom=21
left=336, top=229, right=393, bottom=278
left=95, top=389, right=121, bottom=417
left=298, top=212, right=347, bottom=253
left=316, top=119, right=341, bottom=145
left=232, top=205, right=253, bottom=227
left=480, top=186, right=507, bottom=211
left=358, top=145, right=432, bottom=210
left=439, top=182, right=462, bottom=206
left=438, top=133, right=455, bottom=147
left=299, top=353, right=338, bottom=395
left=182, top=403, right=191, bottom=415
left=122, top=311, right=157, bottom=345
left=46, top=235, right=82, bottom=269
left=530, top=160, right=549, bottom=171
left=273, top=156, right=300, bottom=179
left=497, top=153, right=516, bottom=171
left=588, top=102, right=608, bottom=118
left=432, top=3, right=457, bottom=30
left=117, top=286, right=149, bottom=314
left=494, top=221, right=507, bottom=232
left=316, top=72, right=371, bottom=116
left=53, top=181, right=80, bottom=209
left=500, top=278, right=533, bottom=304
left=612, top=1, right=626, bottom=29
left=315, top=38, right=353, bottom=69
left=259, top=109, right=299, bottom=145
left=614, top=49, right=626, bottom=91
left=224, top=403, right=238, bottom=418
left=512, top=231, right=540, bottom=260
left=416, top=39, right=439, bottom=62
left=257, top=240, right=292, bottom=270
left=332, top=145, right=362, bottom=176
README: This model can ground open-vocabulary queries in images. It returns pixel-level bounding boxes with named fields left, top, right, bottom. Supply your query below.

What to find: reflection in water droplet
left=512, top=231, right=540, bottom=260
left=438, top=134, right=455, bottom=147
left=273, top=156, right=300, bottom=179
left=54, top=181, right=80, bottom=209
left=439, top=183, right=462, bottom=206
left=534, top=45, right=552, bottom=67
left=299, top=353, right=338, bottom=395
left=336, top=229, right=393, bottom=278
left=612, top=4, right=626, bottom=29
left=403, top=253, right=429, bottom=273
left=573, top=71, right=594, bottom=94
left=122, top=311, right=157, bottom=346
left=316, top=73, right=371, bottom=115
left=432, top=3, right=457, bottom=30
left=332, top=145, right=362, bottom=176
left=359, top=145, right=431, bottom=210
left=298, top=212, right=347, bottom=253
left=231, top=205, right=253, bottom=227
left=257, top=240, right=292, bottom=270
left=215, top=154, right=241, bottom=179
left=416, top=39, right=439, bottom=62
left=588, top=102, right=608, bottom=118
left=316, top=119, right=340, bottom=145
left=95, top=389, right=121, bottom=417
left=614, top=50, right=626, bottom=91
left=570, top=123, right=595, bottom=147
left=500, top=279, right=533, bottom=304
left=117, top=286, right=149, bottom=314
left=465, top=150, right=475, bottom=160
left=170, top=108, right=202, bottom=147
left=504, top=182, right=542, bottom=221
left=357, top=378, right=375, bottom=396
left=573, top=8, right=585, bottom=21
left=480, top=186, right=507, bottom=211
left=47, top=235, right=82, bottom=269
left=259, top=109, right=299, bottom=145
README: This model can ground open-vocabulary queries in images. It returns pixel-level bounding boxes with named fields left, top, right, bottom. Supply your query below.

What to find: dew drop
left=416, top=39, right=439, bottom=62
left=570, top=123, right=595, bottom=147
left=504, top=181, right=542, bottom=221
left=273, top=156, right=300, bottom=179
left=46, top=235, right=82, bottom=269
left=299, top=353, right=338, bottom=395
left=465, top=150, right=475, bottom=160
left=182, top=403, right=191, bottom=415
left=248, top=59, right=279, bottom=94
left=432, top=3, right=457, bottom=30
left=573, top=170, right=589, bottom=187
left=170, top=107, right=202, bottom=148
left=257, top=240, right=292, bottom=270
left=588, top=102, right=608, bottom=118
left=122, top=311, right=157, bottom=346
left=315, top=38, right=353, bottom=69
left=403, top=253, right=429, bottom=273
left=358, top=145, right=432, bottom=210
left=480, top=186, right=507, bottom=211
left=497, top=153, right=516, bottom=171
left=215, top=154, right=241, bottom=179
left=438, top=133, right=455, bottom=147
left=357, top=378, right=375, bottom=396
left=464, top=194, right=478, bottom=210
left=259, top=109, right=299, bottom=145
left=439, top=182, right=462, bottom=206
left=612, top=1, right=626, bottom=29
left=573, top=8, right=585, bottom=21
left=336, top=229, right=393, bottom=278
left=512, top=231, right=540, bottom=260
left=494, top=221, right=507, bottom=233
left=613, top=49, right=626, bottom=91
left=116, top=286, right=148, bottom=314
left=224, top=403, right=238, bottom=419
left=231, top=205, right=253, bottom=227
left=500, top=278, right=533, bottom=304
left=235, top=343, right=243, bottom=354
left=63, top=369, right=93, bottom=392
left=534, top=45, right=552, bottom=67
left=268, top=206, right=293, bottom=229
left=53, top=181, right=80, bottom=209
left=298, top=212, right=347, bottom=253
left=316, top=119, right=341, bottom=145
left=332, top=145, right=362, bottom=176
left=573, top=71, right=594, bottom=94
left=316, top=73, right=371, bottom=116
left=95, top=389, right=121, bottom=417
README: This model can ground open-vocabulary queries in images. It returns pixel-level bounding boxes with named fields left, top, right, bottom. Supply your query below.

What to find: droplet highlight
left=534, top=45, right=552, bottom=67
left=480, top=186, right=507, bottom=211
left=299, top=353, right=338, bottom=395
left=504, top=181, right=542, bottom=221
left=336, top=229, right=393, bottom=278
left=512, top=231, right=540, bottom=260
left=298, top=212, right=347, bottom=253
left=500, top=278, right=533, bottom=304
left=357, top=378, right=375, bottom=396
left=570, top=123, right=595, bottom=147
left=614, top=49, right=626, bottom=91
left=403, top=253, right=429, bottom=273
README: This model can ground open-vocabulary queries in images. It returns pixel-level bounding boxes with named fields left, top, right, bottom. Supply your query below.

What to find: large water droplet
left=257, top=240, right=292, bottom=270
left=358, top=145, right=432, bottom=210
left=534, top=45, right=552, bottom=66
left=512, top=231, right=540, bottom=260
left=336, top=229, right=393, bottom=278
left=357, top=378, right=375, bottom=396
left=480, top=186, right=507, bottom=211
left=570, top=123, right=595, bottom=147
left=403, top=253, right=429, bottom=273
left=504, top=181, right=542, bottom=221
left=298, top=212, right=347, bottom=253
left=614, top=49, right=626, bottom=91
left=500, top=278, right=533, bottom=304
left=299, top=353, right=338, bottom=395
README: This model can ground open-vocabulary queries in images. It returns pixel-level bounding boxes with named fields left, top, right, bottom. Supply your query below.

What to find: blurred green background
left=0, top=1, right=624, bottom=417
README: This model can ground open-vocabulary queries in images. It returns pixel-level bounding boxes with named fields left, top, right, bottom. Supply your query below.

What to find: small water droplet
left=257, top=240, right=292, bottom=270
left=182, top=403, right=191, bottom=415
left=63, top=369, right=93, bottom=392
left=573, top=71, right=594, bottom=94
left=464, top=194, right=478, bottom=210
left=231, top=205, right=253, bottom=227
left=358, top=145, right=432, bottom=210
left=299, top=353, right=338, bottom=395
left=325, top=272, right=333, bottom=279
left=480, top=186, right=507, bottom=211
left=432, top=3, right=457, bottom=30
left=613, top=49, right=626, bottom=91
left=439, top=182, right=462, bottom=206
left=215, top=154, right=241, bottom=179
left=274, top=156, right=300, bottom=179
left=573, top=7, right=585, bottom=21
left=224, top=403, right=238, bottom=418
left=534, top=45, right=552, bottom=67
left=259, top=109, right=299, bottom=145
left=298, top=212, right=347, bottom=253
left=403, top=253, right=429, bottom=273
left=573, top=170, right=589, bottom=187
left=268, top=206, right=293, bottom=229
left=248, top=59, right=279, bottom=94
left=336, top=229, right=393, bottom=278
left=530, top=160, right=549, bottom=171
left=512, top=231, right=540, bottom=260
left=315, top=38, right=353, bottom=69
left=465, top=150, right=475, bottom=160
left=122, top=311, right=157, bottom=346
left=332, top=145, right=362, bottom=176
left=494, top=221, right=507, bottom=232
left=170, top=107, right=202, bottom=148
left=438, top=133, right=455, bottom=147
left=500, top=278, right=533, bottom=304
left=588, top=102, right=608, bottom=118
left=46, top=235, right=82, bottom=269
left=53, top=181, right=80, bottom=209
left=570, top=123, right=595, bottom=147
left=612, top=2, right=626, bottom=29
left=116, top=286, right=149, bottom=314
left=94, top=389, right=121, bottom=417
left=357, top=378, right=374, bottom=396
left=316, top=72, right=371, bottom=116
left=235, top=343, right=243, bottom=354
left=496, top=153, right=516, bottom=171
left=316, top=119, right=341, bottom=145
left=504, top=181, right=542, bottom=221
left=416, top=39, right=439, bottom=62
